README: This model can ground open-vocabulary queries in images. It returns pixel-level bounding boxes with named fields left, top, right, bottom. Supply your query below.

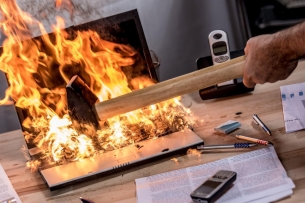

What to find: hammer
left=94, top=56, right=246, bottom=120
left=67, top=56, right=245, bottom=126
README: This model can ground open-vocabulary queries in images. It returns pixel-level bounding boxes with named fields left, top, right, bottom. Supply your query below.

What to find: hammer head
left=66, top=75, right=100, bottom=133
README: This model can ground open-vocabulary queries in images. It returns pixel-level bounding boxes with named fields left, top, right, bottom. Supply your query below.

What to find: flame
left=55, top=0, right=74, bottom=16
left=26, top=159, right=41, bottom=173
left=170, top=158, right=179, bottom=164
left=187, top=148, right=201, bottom=157
left=0, top=0, right=35, bottom=43
left=0, top=1, right=197, bottom=171
left=55, top=0, right=63, bottom=7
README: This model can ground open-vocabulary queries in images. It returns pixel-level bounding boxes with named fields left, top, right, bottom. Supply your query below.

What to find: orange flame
left=55, top=0, right=74, bottom=15
left=187, top=148, right=201, bottom=157
left=55, top=0, right=63, bottom=7
left=0, top=0, right=35, bottom=43
left=0, top=1, right=197, bottom=170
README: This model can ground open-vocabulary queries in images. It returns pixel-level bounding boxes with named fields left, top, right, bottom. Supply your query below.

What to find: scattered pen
left=253, top=114, right=272, bottom=136
left=197, top=143, right=258, bottom=150
left=235, top=134, right=273, bottom=146
left=80, top=197, right=95, bottom=203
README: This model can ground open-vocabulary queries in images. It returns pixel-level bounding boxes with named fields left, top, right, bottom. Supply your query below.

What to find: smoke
left=16, top=0, right=103, bottom=34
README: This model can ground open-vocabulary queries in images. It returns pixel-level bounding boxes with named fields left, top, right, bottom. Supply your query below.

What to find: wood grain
left=95, top=56, right=245, bottom=120
left=1, top=60, right=305, bottom=203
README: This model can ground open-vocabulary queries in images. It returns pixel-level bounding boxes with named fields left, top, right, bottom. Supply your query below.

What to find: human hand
left=242, top=34, right=299, bottom=88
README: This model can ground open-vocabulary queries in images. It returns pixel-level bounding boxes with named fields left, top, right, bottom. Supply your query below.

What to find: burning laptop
left=0, top=2, right=203, bottom=191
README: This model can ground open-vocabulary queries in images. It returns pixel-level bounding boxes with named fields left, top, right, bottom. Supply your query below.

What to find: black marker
left=253, top=114, right=272, bottom=136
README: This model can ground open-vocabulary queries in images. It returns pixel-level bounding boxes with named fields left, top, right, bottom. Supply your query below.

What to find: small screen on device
left=212, top=41, right=227, bottom=56
left=213, top=46, right=227, bottom=55
left=196, top=180, right=222, bottom=194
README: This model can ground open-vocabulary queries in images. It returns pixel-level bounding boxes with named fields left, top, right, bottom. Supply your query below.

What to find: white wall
left=92, top=0, right=247, bottom=81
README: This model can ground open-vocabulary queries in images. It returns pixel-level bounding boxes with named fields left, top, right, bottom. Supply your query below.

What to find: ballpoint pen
left=253, top=114, right=272, bottom=136
left=197, top=143, right=258, bottom=150
left=235, top=134, right=273, bottom=146
left=80, top=197, right=95, bottom=203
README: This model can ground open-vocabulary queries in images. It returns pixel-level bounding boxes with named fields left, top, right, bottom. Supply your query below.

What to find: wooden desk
left=1, top=61, right=305, bottom=203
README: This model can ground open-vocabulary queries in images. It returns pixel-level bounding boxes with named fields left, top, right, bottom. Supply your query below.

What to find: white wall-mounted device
left=208, top=30, right=233, bottom=86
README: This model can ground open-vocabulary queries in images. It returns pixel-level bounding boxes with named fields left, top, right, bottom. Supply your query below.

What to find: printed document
left=0, top=164, right=22, bottom=203
left=280, top=82, right=305, bottom=133
left=136, top=146, right=294, bottom=203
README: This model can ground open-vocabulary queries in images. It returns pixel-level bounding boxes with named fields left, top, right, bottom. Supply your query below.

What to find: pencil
left=234, top=134, right=273, bottom=146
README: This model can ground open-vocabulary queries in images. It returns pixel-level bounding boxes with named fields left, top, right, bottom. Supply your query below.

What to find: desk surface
left=1, top=62, right=305, bottom=203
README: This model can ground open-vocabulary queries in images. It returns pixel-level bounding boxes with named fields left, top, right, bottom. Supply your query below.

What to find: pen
left=253, top=114, right=272, bottom=136
left=235, top=134, right=273, bottom=146
left=197, top=143, right=258, bottom=150
left=80, top=197, right=95, bottom=203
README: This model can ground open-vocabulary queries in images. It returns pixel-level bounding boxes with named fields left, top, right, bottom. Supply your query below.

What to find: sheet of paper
left=248, top=189, right=293, bottom=203
left=135, top=146, right=294, bottom=203
left=0, top=164, right=22, bottom=203
left=280, top=82, right=305, bottom=133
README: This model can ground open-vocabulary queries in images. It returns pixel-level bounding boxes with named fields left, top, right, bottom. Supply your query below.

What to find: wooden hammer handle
left=95, top=56, right=245, bottom=120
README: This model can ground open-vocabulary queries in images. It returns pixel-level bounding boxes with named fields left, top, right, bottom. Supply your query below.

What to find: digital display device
left=208, top=30, right=232, bottom=87
left=208, top=30, right=230, bottom=64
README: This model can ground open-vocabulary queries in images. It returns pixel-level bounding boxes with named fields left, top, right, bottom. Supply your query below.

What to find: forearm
left=242, top=23, right=303, bottom=87
left=274, top=21, right=305, bottom=61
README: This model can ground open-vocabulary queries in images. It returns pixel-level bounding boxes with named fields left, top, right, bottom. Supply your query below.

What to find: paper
left=135, top=146, right=294, bottom=203
left=0, top=164, right=22, bottom=203
left=280, top=82, right=305, bottom=133
left=248, top=189, right=293, bottom=203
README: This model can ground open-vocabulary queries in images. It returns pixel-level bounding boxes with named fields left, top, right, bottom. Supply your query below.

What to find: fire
left=0, top=0, right=34, bottom=43
left=187, top=148, right=201, bottom=157
left=0, top=1, right=197, bottom=170
left=55, top=0, right=74, bottom=16
left=170, top=158, right=179, bottom=164
left=36, top=115, right=95, bottom=162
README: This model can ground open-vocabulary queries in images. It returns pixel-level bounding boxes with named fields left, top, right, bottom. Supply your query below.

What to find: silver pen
left=253, top=114, right=272, bottom=136
left=197, top=143, right=258, bottom=150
